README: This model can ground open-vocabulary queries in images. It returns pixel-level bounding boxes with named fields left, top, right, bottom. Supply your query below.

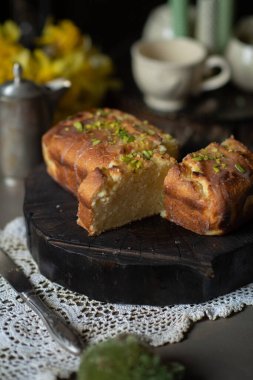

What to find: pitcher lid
left=0, top=62, right=43, bottom=99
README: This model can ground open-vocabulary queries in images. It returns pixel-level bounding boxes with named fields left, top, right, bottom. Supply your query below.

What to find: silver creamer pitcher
left=0, top=62, right=71, bottom=180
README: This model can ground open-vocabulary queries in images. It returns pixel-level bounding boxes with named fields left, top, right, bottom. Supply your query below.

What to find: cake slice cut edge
left=77, top=155, right=176, bottom=235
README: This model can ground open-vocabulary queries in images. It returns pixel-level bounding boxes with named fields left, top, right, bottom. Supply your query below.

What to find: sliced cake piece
left=42, top=108, right=178, bottom=235
left=164, top=136, right=253, bottom=235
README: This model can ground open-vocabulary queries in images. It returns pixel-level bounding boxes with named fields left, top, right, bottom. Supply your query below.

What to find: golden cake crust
left=42, top=108, right=178, bottom=235
left=164, top=137, right=253, bottom=235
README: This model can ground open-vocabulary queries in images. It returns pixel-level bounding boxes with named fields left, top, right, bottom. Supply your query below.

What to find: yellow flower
left=37, top=19, right=83, bottom=55
left=0, top=20, right=20, bottom=42
left=0, top=19, right=120, bottom=122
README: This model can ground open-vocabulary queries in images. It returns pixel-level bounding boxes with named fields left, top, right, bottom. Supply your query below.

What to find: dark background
left=2, top=0, right=253, bottom=104
left=1, top=0, right=253, bottom=54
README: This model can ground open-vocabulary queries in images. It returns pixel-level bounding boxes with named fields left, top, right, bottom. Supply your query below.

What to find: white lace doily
left=1, top=217, right=253, bottom=380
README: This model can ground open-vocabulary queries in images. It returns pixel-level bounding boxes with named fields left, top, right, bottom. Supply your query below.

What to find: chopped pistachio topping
left=147, top=129, right=156, bottom=135
left=192, top=155, right=205, bottom=162
left=120, top=153, right=135, bottom=164
left=134, top=122, right=157, bottom=136
left=133, top=160, right=143, bottom=169
left=213, top=165, right=220, bottom=173
left=91, top=138, right=101, bottom=146
left=235, top=163, right=246, bottom=173
left=222, top=144, right=236, bottom=153
left=120, top=154, right=143, bottom=170
left=70, top=113, right=176, bottom=167
left=117, top=127, right=135, bottom=143
left=120, top=148, right=154, bottom=171
left=162, top=134, right=173, bottom=144
left=192, top=149, right=225, bottom=163
left=193, top=168, right=203, bottom=174
left=191, top=148, right=230, bottom=174
left=72, top=117, right=137, bottom=145
left=142, top=150, right=153, bottom=160
left=73, top=121, right=84, bottom=132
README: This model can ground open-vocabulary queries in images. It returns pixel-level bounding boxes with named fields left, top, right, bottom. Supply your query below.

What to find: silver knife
left=0, top=248, right=83, bottom=356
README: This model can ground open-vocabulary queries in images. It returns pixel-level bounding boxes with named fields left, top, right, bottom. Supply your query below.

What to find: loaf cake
left=164, top=136, right=253, bottom=235
left=42, top=108, right=178, bottom=235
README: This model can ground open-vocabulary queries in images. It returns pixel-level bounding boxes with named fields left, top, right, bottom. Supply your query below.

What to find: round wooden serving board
left=24, top=165, right=253, bottom=306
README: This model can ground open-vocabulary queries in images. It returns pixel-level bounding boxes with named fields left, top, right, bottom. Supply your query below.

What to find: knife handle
left=21, top=292, right=83, bottom=356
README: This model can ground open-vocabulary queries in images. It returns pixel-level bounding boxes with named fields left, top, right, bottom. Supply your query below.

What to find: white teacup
left=225, top=16, right=253, bottom=92
left=131, top=38, right=231, bottom=111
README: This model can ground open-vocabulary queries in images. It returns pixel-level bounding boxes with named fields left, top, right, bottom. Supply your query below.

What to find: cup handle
left=200, top=56, right=231, bottom=92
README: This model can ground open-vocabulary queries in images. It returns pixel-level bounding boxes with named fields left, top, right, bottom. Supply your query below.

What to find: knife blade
left=0, top=248, right=83, bottom=356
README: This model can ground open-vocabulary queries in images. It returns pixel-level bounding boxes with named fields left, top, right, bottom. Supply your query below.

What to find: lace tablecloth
left=1, top=217, right=253, bottom=380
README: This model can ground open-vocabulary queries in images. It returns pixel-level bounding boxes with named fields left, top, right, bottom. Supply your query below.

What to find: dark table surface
left=1, top=83, right=253, bottom=379
left=1, top=178, right=253, bottom=380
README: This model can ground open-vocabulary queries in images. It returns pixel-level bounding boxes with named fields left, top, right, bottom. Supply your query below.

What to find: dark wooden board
left=24, top=165, right=253, bottom=306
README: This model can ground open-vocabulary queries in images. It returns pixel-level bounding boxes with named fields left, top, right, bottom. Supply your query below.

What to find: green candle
left=217, top=0, right=234, bottom=53
left=196, top=0, right=218, bottom=53
left=170, top=0, right=189, bottom=37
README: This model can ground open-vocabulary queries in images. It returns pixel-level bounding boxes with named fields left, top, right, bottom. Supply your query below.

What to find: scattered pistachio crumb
left=142, top=150, right=153, bottom=160
left=192, top=155, right=204, bottom=162
left=120, top=153, right=135, bottom=164
left=193, top=167, right=203, bottom=174
left=134, top=160, right=142, bottom=169
left=213, top=165, right=220, bottom=173
left=91, top=138, right=101, bottom=146
left=117, top=127, right=135, bottom=143
left=235, top=163, right=246, bottom=173
left=147, top=129, right=156, bottom=135
left=120, top=153, right=144, bottom=170
left=73, top=121, right=84, bottom=132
